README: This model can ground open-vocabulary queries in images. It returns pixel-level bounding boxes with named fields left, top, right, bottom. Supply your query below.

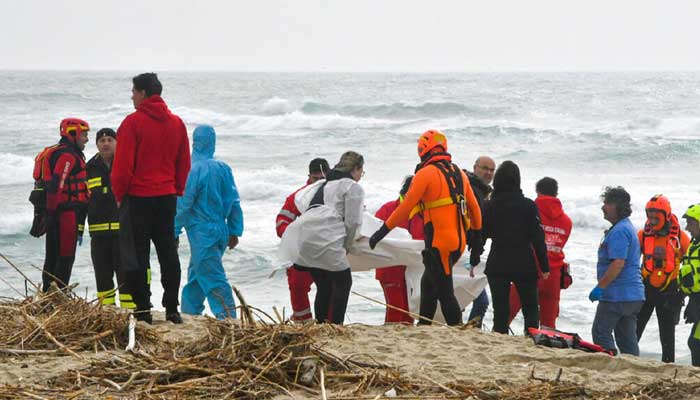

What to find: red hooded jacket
left=111, top=95, right=191, bottom=203
left=535, top=195, right=572, bottom=269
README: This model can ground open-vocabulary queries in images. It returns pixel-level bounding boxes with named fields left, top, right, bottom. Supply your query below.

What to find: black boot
left=166, top=311, right=183, bottom=324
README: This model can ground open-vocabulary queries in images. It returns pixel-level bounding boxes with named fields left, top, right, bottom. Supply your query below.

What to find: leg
left=488, top=274, right=512, bottom=334
left=538, top=266, right=561, bottom=328
left=328, top=268, right=352, bottom=325
left=614, top=301, right=643, bottom=356
left=592, top=301, right=622, bottom=353
left=433, top=251, right=462, bottom=326
left=309, top=268, right=332, bottom=323
left=151, top=196, right=181, bottom=313
left=287, top=265, right=314, bottom=322
left=120, top=196, right=153, bottom=315
left=635, top=287, right=656, bottom=341
left=379, top=266, right=411, bottom=324
left=55, top=209, right=78, bottom=288
left=181, top=257, right=206, bottom=316
left=468, top=289, right=490, bottom=328
left=111, top=237, right=134, bottom=309
left=42, top=218, right=60, bottom=292
left=91, top=236, right=117, bottom=305
left=656, top=293, right=683, bottom=363
left=507, top=284, right=521, bottom=325
left=689, top=321, right=700, bottom=367
left=200, top=241, right=236, bottom=319
left=418, top=249, right=439, bottom=325
left=514, top=278, right=540, bottom=333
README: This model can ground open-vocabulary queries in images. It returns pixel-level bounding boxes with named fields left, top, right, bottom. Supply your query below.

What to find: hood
left=137, top=95, right=171, bottom=122
left=535, top=195, right=563, bottom=219
left=192, top=125, right=215, bottom=162
left=492, top=160, right=520, bottom=194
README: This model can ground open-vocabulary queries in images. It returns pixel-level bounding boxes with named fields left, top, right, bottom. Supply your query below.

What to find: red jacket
left=276, top=184, right=307, bottom=238
left=535, top=195, right=572, bottom=269
left=375, top=199, right=424, bottom=280
left=111, top=96, right=191, bottom=203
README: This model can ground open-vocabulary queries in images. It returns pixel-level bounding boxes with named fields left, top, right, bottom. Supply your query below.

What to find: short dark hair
left=601, top=186, right=632, bottom=219
left=132, top=73, right=162, bottom=97
left=308, top=158, right=329, bottom=175
left=536, top=177, right=558, bottom=197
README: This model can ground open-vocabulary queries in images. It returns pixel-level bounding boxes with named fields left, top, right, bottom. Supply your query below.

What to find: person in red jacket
left=276, top=158, right=329, bottom=322
left=509, top=177, right=572, bottom=328
left=112, top=73, right=191, bottom=324
left=39, top=118, right=90, bottom=291
left=374, top=176, right=424, bottom=324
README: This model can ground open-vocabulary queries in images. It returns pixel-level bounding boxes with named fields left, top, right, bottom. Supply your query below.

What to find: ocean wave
left=0, top=153, right=34, bottom=186
left=0, top=209, right=31, bottom=236
left=299, top=101, right=482, bottom=119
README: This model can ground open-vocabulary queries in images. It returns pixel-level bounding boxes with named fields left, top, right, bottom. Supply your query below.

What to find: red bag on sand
left=528, top=327, right=614, bottom=356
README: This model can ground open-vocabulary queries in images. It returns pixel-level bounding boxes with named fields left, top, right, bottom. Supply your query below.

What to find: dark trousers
left=636, top=287, right=684, bottom=363
left=91, top=235, right=133, bottom=308
left=690, top=321, right=700, bottom=367
left=308, top=267, right=352, bottom=325
left=119, top=195, right=180, bottom=313
left=42, top=209, right=77, bottom=291
left=418, top=248, right=462, bottom=326
left=489, top=274, right=539, bottom=334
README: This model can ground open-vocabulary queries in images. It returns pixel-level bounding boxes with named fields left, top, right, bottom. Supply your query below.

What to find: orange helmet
left=645, top=194, right=671, bottom=229
left=417, top=129, right=447, bottom=158
left=60, top=118, right=90, bottom=144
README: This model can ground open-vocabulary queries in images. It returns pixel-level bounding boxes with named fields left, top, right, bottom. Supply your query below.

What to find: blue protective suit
left=175, top=125, right=244, bottom=319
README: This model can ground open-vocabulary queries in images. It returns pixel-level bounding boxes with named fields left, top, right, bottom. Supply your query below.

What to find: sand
left=1, top=312, right=699, bottom=397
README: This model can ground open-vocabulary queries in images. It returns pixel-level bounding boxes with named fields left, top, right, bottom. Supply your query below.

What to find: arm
left=276, top=191, right=300, bottom=238
left=385, top=168, right=430, bottom=230
left=598, top=259, right=626, bottom=288
left=530, top=203, right=550, bottom=273
left=174, top=121, right=191, bottom=197
left=226, top=172, right=244, bottom=238
left=111, top=118, right=136, bottom=203
left=680, top=230, right=691, bottom=256
left=174, top=165, right=200, bottom=237
left=343, top=183, right=365, bottom=251
left=47, top=152, right=77, bottom=213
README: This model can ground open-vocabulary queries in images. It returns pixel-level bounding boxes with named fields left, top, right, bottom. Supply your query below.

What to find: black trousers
left=91, top=235, right=133, bottom=307
left=42, top=209, right=77, bottom=292
left=308, top=267, right=352, bottom=325
left=636, top=286, right=684, bottom=363
left=418, top=248, right=462, bottom=326
left=119, top=195, right=180, bottom=313
left=489, top=274, right=539, bottom=334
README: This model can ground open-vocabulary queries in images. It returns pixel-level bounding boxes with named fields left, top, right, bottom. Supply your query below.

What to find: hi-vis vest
left=679, top=240, right=700, bottom=295
left=641, top=223, right=682, bottom=291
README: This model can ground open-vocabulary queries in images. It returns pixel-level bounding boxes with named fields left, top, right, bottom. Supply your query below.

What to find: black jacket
left=482, top=190, right=549, bottom=280
left=465, top=170, right=492, bottom=209
left=86, top=154, right=119, bottom=237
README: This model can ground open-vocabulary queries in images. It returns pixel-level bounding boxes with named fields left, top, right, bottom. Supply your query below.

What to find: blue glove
left=77, top=235, right=83, bottom=246
left=589, top=286, right=603, bottom=302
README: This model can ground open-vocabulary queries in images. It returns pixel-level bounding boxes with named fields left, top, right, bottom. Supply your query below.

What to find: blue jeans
left=592, top=300, right=643, bottom=356
left=467, top=289, right=489, bottom=328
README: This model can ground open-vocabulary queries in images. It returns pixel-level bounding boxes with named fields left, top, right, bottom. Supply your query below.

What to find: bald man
left=464, top=155, right=496, bottom=328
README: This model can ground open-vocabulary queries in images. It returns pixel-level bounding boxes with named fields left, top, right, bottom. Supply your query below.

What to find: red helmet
left=60, top=118, right=90, bottom=143
left=417, top=129, right=447, bottom=158
left=645, top=194, right=671, bottom=229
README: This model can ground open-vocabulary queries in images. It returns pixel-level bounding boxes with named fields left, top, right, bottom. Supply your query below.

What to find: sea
left=1, top=71, right=699, bottom=364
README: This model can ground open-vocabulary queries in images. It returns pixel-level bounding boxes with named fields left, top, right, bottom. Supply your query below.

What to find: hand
left=467, top=230, right=483, bottom=255
left=77, top=235, right=83, bottom=246
left=589, top=286, right=603, bottom=302
left=541, top=272, right=550, bottom=280
left=228, top=235, right=239, bottom=250
left=369, top=224, right=390, bottom=250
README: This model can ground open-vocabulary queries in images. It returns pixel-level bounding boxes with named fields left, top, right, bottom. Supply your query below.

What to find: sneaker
left=166, top=312, right=183, bottom=324
left=134, top=311, right=153, bottom=325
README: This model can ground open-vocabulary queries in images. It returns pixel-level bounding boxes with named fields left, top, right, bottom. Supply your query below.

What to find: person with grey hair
left=589, top=186, right=644, bottom=356
left=295, top=151, right=365, bottom=325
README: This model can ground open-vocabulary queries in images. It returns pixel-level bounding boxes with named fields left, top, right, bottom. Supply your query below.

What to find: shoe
left=166, top=312, right=183, bottom=324
left=134, top=311, right=153, bottom=324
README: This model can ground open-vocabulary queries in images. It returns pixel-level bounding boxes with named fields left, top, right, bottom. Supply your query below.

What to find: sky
left=2, top=0, right=700, bottom=72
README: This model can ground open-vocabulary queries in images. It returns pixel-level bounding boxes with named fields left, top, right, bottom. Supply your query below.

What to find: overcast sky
left=2, top=0, right=700, bottom=71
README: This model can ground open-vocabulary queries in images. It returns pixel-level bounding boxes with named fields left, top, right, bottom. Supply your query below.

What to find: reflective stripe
left=291, top=308, right=312, bottom=319
left=119, top=293, right=133, bottom=301
left=87, top=177, right=102, bottom=189
left=276, top=220, right=287, bottom=228
left=277, top=210, right=297, bottom=220
left=97, top=289, right=116, bottom=305
left=409, top=197, right=457, bottom=219
left=78, top=224, right=84, bottom=232
left=101, top=297, right=116, bottom=305
left=89, top=222, right=120, bottom=233
left=147, top=267, right=152, bottom=285
left=120, top=301, right=136, bottom=309
left=694, top=321, right=700, bottom=340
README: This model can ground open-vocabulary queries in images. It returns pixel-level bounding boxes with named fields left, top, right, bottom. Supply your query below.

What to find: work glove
left=467, top=230, right=483, bottom=255
left=369, top=224, right=390, bottom=250
left=589, top=286, right=603, bottom=302
left=469, top=250, right=481, bottom=267
left=684, top=298, right=700, bottom=324
left=77, top=235, right=83, bottom=247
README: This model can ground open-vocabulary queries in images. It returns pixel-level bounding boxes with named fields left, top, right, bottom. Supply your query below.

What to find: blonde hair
left=333, top=151, right=364, bottom=173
